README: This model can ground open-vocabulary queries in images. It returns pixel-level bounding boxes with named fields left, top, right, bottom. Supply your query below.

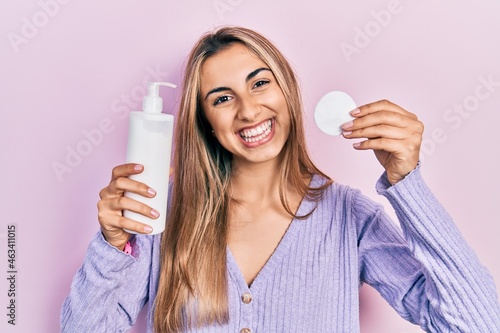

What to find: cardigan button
left=241, top=292, right=252, bottom=304
left=240, top=328, right=251, bottom=333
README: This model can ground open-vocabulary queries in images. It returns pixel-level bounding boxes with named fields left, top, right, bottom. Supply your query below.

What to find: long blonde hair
left=153, top=26, right=332, bottom=332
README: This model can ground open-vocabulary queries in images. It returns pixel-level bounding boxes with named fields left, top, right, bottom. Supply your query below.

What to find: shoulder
left=307, top=174, right=365, bottom=219
left=308, top=174, right=385, bottom=227
left=310, top=173, right=363, bottom=207
left=303, top=175, right=388, bottom=246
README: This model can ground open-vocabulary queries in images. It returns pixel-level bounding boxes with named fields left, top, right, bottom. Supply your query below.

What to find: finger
left=353, top=137, right=421, bottom=155
left=105, top=196, right=160, bottom=220
left=100, top=214, right=154, bottom=235
left=111, top=163, right=144, bottom=182
left=101, top=177, right=157, bottom=200
left=342, top=124, right=410, bottom=140
left=343, top=110, right=418, bottom=132
left=355, top=99, right=418, bottom=120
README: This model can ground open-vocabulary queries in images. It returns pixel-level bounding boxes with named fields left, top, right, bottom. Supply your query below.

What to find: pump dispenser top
left=124, top=81, right=177, bottom=235
left=143, top=82, right=177, bottom=113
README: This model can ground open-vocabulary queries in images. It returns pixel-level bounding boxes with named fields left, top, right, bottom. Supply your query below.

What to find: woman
left=61, top=26, right=500, bottom=332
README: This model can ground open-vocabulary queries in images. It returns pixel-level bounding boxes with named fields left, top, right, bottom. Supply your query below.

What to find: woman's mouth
left=238, top=119, right=273, bottom=143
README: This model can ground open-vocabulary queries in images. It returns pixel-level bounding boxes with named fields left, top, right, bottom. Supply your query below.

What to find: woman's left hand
left=341, top=99, right=424, bottom=185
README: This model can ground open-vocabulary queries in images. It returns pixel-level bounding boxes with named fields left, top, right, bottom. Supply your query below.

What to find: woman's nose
left=237, top=98, right=261, bottom=122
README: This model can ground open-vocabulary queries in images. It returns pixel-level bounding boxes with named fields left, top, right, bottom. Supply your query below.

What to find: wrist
left=101, top=231, right=129, bottom=251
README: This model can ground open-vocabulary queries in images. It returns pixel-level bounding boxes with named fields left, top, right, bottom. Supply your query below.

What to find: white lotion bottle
left=124, top=82, right=176, bottom=235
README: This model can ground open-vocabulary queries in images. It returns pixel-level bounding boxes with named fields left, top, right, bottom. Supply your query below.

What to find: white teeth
left=239, top=120, right=272, bottom=142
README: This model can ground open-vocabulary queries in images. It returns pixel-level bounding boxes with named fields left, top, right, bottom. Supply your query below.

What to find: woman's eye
left=253, top=80, right=270, bottom=89
left=214, top=95, right=231, bottom=106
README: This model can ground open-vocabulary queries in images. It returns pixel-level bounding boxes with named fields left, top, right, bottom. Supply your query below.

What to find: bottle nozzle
left=143, top=81, right=177, bottom=113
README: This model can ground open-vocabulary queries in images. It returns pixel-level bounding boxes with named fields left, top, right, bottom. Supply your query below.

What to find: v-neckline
left=226, top=175, right=320, bottom=292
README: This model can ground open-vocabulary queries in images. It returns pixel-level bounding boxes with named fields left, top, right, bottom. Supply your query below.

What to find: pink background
left=1, top=1, right=499, bottom=332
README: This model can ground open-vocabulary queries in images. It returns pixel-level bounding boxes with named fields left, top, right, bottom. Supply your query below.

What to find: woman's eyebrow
left=204, top=67, right=271, bottom=100
left=245, top=67, right=271, bottom=82
left=204, top=86, right=230, bottom=100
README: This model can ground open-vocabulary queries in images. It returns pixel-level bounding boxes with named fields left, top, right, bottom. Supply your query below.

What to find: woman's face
left=200, top=43, right=290, bottom=167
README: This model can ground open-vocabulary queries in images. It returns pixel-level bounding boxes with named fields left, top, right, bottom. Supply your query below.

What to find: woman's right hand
left=97, top=163, right=158, bottom=250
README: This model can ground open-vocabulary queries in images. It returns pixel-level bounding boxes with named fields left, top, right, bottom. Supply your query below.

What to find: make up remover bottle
left=124, top=82, right=176, bottom=234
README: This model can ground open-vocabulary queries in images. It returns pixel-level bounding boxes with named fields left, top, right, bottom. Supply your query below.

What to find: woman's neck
left=230, top=158, right=282, bottom=204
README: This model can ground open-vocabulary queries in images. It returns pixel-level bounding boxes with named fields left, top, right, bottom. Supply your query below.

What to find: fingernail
left=353, top=142, right=361, bottom=148
left=342, top=130, right=352, bottom=136
left=144, top=225, right=153, bottom=233
left=134, top=164, right=143, bottom=171
left=342, top=121, right=353, bottom=130
left=151, top=209, right=159, bottom=218
left=147, top=188, right=156, bottom=197
left=351, top=108, right=361, bottom=116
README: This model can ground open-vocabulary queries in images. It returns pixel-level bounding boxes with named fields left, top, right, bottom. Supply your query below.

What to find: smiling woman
left=201, top=44, right=290, bottom=164
left=60, top=26, right=500, bottom=333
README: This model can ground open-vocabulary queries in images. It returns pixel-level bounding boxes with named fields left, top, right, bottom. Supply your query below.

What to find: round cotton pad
left=314, top=91, right=357, bottom=136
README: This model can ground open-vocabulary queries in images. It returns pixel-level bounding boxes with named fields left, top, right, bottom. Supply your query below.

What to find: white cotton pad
left=314, top=91, right=357, bottom=136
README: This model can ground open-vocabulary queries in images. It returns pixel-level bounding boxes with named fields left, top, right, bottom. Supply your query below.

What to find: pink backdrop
left=1, top=1, right=499, bottom=332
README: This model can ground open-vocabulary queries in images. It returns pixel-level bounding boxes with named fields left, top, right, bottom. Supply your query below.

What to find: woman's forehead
left=203, top=44, right=264, bottom=72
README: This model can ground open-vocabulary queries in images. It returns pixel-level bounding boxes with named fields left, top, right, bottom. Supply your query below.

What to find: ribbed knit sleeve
left=60, top=231, right=160, bottom=332
left=356, top=165, right=500, bottom=332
